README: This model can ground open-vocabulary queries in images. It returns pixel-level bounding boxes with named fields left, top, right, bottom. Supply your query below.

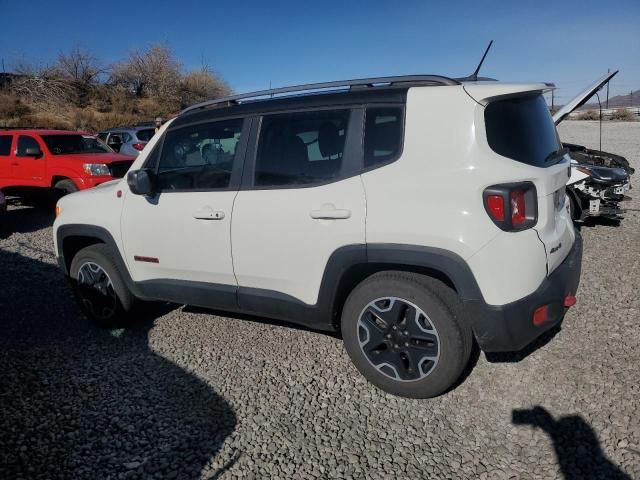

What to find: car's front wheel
left=69, top=244, right=136, bottom=328
left=341, top=271, right=472, bottom=398
left=54, top=179, right=79, bottom=197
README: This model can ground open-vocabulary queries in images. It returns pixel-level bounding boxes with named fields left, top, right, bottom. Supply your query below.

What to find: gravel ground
left=1, top=120, right=638, bottom=479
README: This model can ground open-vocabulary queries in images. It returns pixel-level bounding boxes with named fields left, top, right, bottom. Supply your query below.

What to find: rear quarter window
left=136, top=129, right=155, bottom=142
left=484, top=94, right=560, bottom=167
left=363, top=107, right=403, bottom=168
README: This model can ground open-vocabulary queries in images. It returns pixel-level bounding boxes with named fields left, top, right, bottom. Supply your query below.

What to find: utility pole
left=551, top=89, right=555, bottom=112
left=605, top=68, right=610, bottom=109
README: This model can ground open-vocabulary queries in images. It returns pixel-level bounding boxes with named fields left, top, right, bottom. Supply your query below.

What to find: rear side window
left=0, top=135, right=11, bottom=156
left=156, top=118, right=243, bottom=190
left=255, top=110, right=349, bottom=187
left=136, top=129, right=155, bottom=141
left=364, top=107, right=403, bottom=168
left=97, top=133, right=108, bottom=142
left=484, top=95, right=561, bottom=166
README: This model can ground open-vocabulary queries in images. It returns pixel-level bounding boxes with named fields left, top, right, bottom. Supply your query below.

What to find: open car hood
left=553, top=70, right=618, bottom=125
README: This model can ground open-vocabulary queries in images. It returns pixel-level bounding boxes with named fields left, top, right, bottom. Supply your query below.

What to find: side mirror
left=127, top=169, right=155, bottom=196
left=24, top=147, right=43, bottom=158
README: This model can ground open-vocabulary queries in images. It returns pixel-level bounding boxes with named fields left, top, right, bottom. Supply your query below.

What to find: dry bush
left=576, top=110, right=600, bottom=120
left=0, top=92, right=32, bottom=119
left=111, top=45, right=182, bottom=101
left=609, top=108, right=635, bottom=121
left=18, top=112, right=74, bottom=130
left=181, top=68, right=231, bottom=108
left=134, top=97, right=167, bottom=118
left=2, top=44, right=231, bottom=131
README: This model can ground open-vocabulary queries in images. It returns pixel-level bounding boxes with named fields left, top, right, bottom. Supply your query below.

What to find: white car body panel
left=120, top=189, right=237, bottom=285
left=232, top=176, right=366, bottom=305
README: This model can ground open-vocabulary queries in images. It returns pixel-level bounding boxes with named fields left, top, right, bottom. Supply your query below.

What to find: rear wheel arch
left=325, top=244, right=484, bottom=329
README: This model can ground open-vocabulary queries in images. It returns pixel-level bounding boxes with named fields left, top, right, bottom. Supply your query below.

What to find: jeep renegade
left=53, top=75, right=582, bottom=398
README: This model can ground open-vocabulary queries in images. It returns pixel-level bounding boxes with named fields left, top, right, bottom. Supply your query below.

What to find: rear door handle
left=310, top=208, right=351, bottom=220
left=193, top=207, right=225, bottom=220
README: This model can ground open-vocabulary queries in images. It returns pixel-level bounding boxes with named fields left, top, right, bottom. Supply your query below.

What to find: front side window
left=484, top=94, right=561, bottom=167
left=0, top=135, right=12, bottom=156
left=156, top=118, right=243, bottom=190
left=42, top=135, right=110, bottom=154
left=16, top=136, right=41, bottom=156
left=255, top=110, right=349, bottom=187
left=364, top=107, right=403, bottom=168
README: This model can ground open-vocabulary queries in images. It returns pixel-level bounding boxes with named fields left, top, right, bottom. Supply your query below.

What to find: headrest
left=318, top=122, right=342, bottom=158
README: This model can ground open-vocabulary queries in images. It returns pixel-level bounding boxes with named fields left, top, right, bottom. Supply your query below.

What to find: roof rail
left=180, top=74, right=460, bottom=115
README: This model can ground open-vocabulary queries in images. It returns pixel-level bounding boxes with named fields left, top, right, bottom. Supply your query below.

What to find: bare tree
left=55, top=47, right=105, bottom=85
left=180, top=67, right=231, bottom=107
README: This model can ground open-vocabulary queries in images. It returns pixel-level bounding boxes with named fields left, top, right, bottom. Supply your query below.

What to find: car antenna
left=467, top=40, right=494, bottom=82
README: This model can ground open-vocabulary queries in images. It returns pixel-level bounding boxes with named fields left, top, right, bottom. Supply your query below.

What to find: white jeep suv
left=54, top=75, right=582, bottom=398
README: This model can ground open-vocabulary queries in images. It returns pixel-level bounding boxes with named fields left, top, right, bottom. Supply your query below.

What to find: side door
left=106, top=132, right=124, bottom=152
left=120, top=116, right=249, bottom=307
left=0, top=134, right=13, bottom=186
left=232, top=108, right=366, bottom=310
left=13, top=135, right=47, bottom=186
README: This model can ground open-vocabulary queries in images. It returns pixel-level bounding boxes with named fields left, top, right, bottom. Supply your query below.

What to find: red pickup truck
left=0, top=129, right=135, bottom=196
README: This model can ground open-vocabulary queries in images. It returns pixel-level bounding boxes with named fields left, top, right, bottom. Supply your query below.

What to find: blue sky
left=2, top=0, right=638, bottom=103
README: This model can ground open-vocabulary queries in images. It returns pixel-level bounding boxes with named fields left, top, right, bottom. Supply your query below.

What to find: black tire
left=69, top=244, right=136, bottom=328
left=341, top=271, right=472, bottom=398
left=54, top=179, right=79, bottom=196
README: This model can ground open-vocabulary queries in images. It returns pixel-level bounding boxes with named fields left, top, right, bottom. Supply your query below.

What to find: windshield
left=42, top=135, right=112, bottom=155
left=484, top=94, right=561, bottom=167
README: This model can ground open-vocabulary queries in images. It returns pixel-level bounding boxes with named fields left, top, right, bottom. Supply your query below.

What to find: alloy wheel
left=77, top=262, right=117, bottom=321
left=357, top=297, right=440, bottom=381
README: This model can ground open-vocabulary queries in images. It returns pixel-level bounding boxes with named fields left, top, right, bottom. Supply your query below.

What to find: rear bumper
left=467, top=232, right=583, bottom=352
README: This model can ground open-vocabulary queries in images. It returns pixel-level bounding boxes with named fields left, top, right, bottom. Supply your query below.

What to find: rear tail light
left=132, top=143, right=146, bottom=151
left=483, top=182, right=537, bottom=231
left=486, top=195, right=505, bottom=221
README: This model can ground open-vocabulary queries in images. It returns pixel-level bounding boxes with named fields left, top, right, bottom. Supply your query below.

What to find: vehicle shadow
left=0, top=248, right=237, bottom=479
left=0, top=198, right=56, bottom=238
left=512, top=406, right=631, bottom=480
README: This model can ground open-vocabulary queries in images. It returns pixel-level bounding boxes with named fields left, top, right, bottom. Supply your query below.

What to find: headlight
left=83, top=163, right=111, bottom=176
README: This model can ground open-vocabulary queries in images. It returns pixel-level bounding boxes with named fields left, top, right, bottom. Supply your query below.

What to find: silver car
left=98, top=124, right=156, bottom=156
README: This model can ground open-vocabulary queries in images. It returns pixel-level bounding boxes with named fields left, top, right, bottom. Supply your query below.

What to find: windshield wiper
left=544, top=146, right=570, bottom=164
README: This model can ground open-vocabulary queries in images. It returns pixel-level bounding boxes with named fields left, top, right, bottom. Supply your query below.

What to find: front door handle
left=310, top=207, right=351, bottom=220
left=193, top=207, right=225, bottom=220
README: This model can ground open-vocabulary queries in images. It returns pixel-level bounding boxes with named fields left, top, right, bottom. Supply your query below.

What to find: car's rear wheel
left=69, top=244, right=135, bottom=328
left=341, top=271, right=472, bottom=398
